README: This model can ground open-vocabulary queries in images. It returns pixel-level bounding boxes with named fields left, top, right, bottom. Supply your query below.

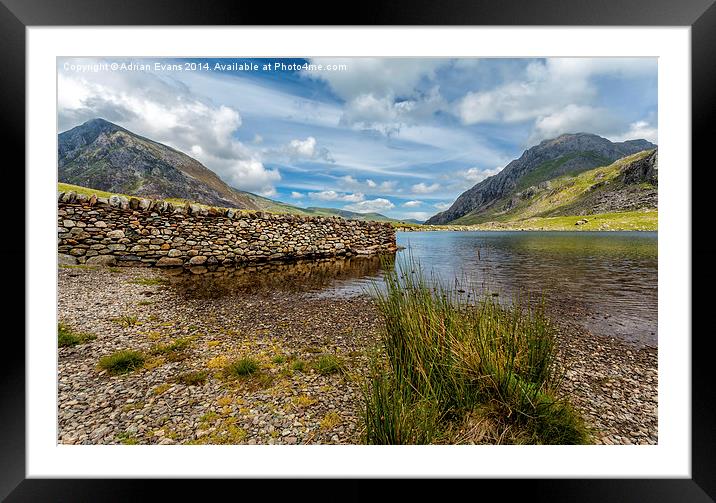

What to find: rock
left=575, top=219, right=589, bottom=226
left=85, top=255, right=117, bottom=267
left=58, top=253, right=78, bottom=266
left=156, top=257, right=184, bottom=267
left=108, top=195, right=122, bottom=207
left=106, top=230, right=125, bottom=239
left=188, top=256, right=207, bottom=266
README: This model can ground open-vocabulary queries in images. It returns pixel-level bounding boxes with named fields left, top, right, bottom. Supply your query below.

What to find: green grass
left=451, top=150, right=656, bottom=229
left=515, top=151, right=610, bottom=191
left=314, top=354, right=343, bottom=375
left=149, top=337, right=191, bottom=361
left=290, top=360, right=307, bottom=372
left=362, top=257, right=591, bottom=445
left=224, top=357, right=260, bottom=377
left=58, top=322, right=96, bottom=347
left=464, top=209, right=657, bottom=231
left=111, top=314, right=140, bottom=327
left=176, top=370, right=208, bottom=386
left=98, top=350, right=146, bottom=375
left=59, top=182, right=114, bottom=198
left=116, top=432, right=139, bottom=445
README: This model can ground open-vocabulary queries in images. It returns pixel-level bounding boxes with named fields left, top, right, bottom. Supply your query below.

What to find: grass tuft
left=224, top=357, right=260, bottom=377
left=58, top=322, right=96, bottom=347
left=98, top=350, right=146, bottom=375
left=176, top=370, right=209, bottom=386
left=290, top=360, right=307, bottom=372
left=148, top=337, right=191, bottom=363
left=111, top=314, right=140, bottom=327
left=314, top=354, right=343, bottom=375
left=362, top=256, right=590, bottom=445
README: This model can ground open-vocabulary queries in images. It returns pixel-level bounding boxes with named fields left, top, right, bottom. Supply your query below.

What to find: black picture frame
left=2, top=0, right=713, bottom=500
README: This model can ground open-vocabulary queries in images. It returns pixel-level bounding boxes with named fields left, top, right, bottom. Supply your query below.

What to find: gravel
left=57, top=266, right=657, bottom=445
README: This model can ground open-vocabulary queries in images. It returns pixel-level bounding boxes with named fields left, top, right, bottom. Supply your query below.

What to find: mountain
left=450, top=148, right=657, bottom=226
left=301, top=207, right=395, bottom=222
left=59, top=118, right=261, bottom=210
left=58, top=118, right=411, bottom=224
left=425, top=133, right=656, bottom=225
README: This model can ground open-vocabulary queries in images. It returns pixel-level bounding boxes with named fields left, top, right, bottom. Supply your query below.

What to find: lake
left=166, top=230, right=657, bottom=347
left=323, top=231, right=658, bottom=347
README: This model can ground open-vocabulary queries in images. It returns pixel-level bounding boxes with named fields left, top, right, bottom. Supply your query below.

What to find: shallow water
left=163, top=231, right=657, bottom=347
left=325, top=231, right=657, bottom=347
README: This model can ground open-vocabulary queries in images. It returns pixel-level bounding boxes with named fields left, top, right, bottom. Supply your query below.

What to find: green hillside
left=452, top=150, right=657, bottom=230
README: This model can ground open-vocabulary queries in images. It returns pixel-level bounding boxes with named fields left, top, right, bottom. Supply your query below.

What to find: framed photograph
left=4, top=0, right=714, bottom=499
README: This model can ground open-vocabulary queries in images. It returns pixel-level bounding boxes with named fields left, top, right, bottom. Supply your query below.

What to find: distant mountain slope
left=59, top=118, right=261, bottom=210
left=451, top=149, right=657, bottom=225
left=426, top=133, right=655, bottom=225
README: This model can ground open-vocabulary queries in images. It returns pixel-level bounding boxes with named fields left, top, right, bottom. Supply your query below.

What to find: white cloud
left=57, top=59, right=281, bottom=195
left=608, top=120, right=658, bottom=144
left=282, top=136, right=334, bottom=162
left=546, top=58, right=657, bottom=80
left=529, top=105, right=620, bottom=143
left=379, top=180, right=398, bottom=191
left=411, top=182, right=441, bottom=194
left=461, top=166, right=502, bottom=184
left=309, top=190, right=365, bottom=202
left=338, top=89, right=445, bottom=135
left=402, top=200, right=423, bottom=208
left=338, top=175, right=399, bottom=194
left=453, top=57, right=657, bottom=143
left=344, top=198, right=395, bottom=213
left=303, top=59, right=447, bottom=135
left=228, top=159, right=281, bottom=196
left=288, top=137, right=316, bottom=157
left=290, top=191, right=304, bottom=199
left=434, top=202, right=452, bottom=211
left=302, top=58, right=445, bottom=102
left=402, top=211, right=430, bottom=221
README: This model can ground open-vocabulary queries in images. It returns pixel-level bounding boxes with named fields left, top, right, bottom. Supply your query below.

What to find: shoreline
left=57, top=266, right=656, bottom=445
left=395, top=225, right=658, bottom=233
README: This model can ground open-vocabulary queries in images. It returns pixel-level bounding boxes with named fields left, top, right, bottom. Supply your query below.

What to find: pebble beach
left=57, top=266, right=657, bottom=445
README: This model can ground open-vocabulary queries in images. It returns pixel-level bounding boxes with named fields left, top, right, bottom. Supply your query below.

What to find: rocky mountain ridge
left=426, top=133, right=656, bottom=225
left=59, top=118, right=261, bottom=210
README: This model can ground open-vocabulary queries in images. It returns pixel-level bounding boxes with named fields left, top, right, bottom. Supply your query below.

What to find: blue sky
left=58, top=57, right=657, bottom=221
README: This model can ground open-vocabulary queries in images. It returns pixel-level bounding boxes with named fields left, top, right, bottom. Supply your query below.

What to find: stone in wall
left=57, top=191, right=397, bottom=269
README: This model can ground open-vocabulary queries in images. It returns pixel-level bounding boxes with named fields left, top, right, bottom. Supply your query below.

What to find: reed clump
left=363, top=258, right=590, bottom=445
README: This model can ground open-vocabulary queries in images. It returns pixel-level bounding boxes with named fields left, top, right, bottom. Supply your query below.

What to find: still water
left=327, top=231, right=657, bottom=347
left=165, top=231, right=657, bottom=347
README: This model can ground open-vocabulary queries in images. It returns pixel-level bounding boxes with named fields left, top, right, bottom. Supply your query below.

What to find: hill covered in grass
left=451, top=149, right=657, bottom=229
left=426, top=133, right=655, bottom=225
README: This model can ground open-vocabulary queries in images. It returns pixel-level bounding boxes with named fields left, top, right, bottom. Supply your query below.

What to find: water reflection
left=161, top=231, right=657, bottom=347
left=393, top=231, right=657, bottom=347
left=162, top=254, right=393, bottom=299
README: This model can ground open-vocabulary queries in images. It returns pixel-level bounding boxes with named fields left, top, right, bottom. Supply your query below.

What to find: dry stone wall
left=57, top=191, right=397, bottom=269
